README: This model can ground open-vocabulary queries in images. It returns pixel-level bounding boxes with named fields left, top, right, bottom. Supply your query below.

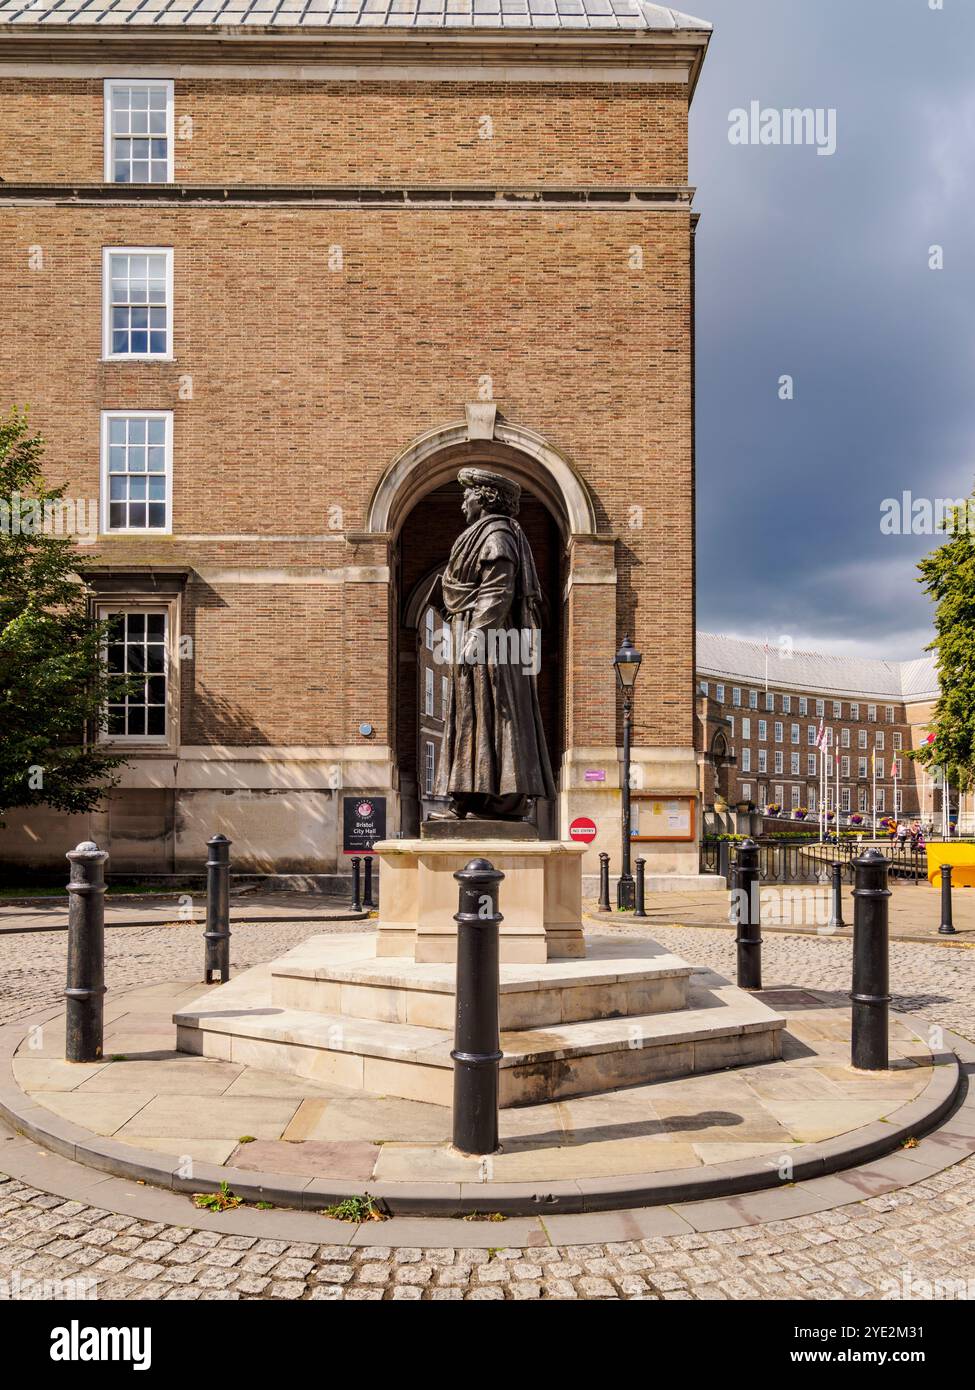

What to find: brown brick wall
left=0, top=197, right=695, bottom=751
left=700, top=683, right=922, bottom=819
left=0, top=78, right=689, bottom=188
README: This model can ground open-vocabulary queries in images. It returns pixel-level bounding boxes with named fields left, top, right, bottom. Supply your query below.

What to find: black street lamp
left=614, top=634, right=642, bottom=910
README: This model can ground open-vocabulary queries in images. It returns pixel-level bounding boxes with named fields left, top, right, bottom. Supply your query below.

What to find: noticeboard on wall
left=631, top=794, right=696, bottom=843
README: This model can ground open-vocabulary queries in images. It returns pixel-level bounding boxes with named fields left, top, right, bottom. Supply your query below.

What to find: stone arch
left=366, top=412, right=597, bottom=539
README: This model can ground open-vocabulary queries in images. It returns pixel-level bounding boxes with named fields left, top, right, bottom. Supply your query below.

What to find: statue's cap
left=457, top=467, right=521, bottom=503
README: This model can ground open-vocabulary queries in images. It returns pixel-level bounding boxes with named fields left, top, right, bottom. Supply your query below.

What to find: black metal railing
left=701, top=836, right=927, bottom=885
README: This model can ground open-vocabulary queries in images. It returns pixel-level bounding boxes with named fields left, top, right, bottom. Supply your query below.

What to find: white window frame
left=102, top=246, right=174, bottom=361
left=424, top=667, right=435, bottom=716
left=859, top=758, right=868, bottom=778
left=774, top=721, right=783, bottom=743
left=732, top=686, right=741, bottom=707
left=774, top=751, right=784, bottom=775
left=104, top=79, right=175, bottom=184
left=424, top=740, right=435, bottom=797
left=715, top=684, right=725, bottom=704
left=892, top=732, right=903, bottom=750
left=782, top=694, right=791, bottom=714
left=790, top=752, right=800, bottom=776
left=758, top=719, right=767, bottom=741
left=774, top=784, right=784, bottom=805
left=877, top=788, right=885, bottom=813
left=859, top=729, right=868, bottom=749
left=791, top=784, right=801, bottom=809
left=875, top=731, right=885, bottom=749
left=741, top=783, right=752, bottom=802
left=841, top=728, right=850, bottom=748
left=867, top=704, right=877, bottom=722
left=815, top=699, right=825, bottom=717
left=807, top=754, right=817, bottom=776
left=850, top=703, right=860, bottom=720
left=100, top=409, right=173, bottom=535
left=798, top=697, right=807, bottom=716
left=741, top=717, right=750, bottom=740
left=441, top=675, right=449, bottom=717
left=748, top=689, right=758, bottom=709
left=96, top=597, right=179, bottom=749
left=885, top=705, right=895, bottom=723
left=791, top=723, right=799, bottom=744
left=741, top=748, right=751, bottom=773
left=765, top=692, right=774, bottom=712
left=758, top=750, right=767, bottom=773
left=841, top=787, right=851, bottom=813
left=807, top=724, right=816, bottom=745
left=841, top=756, right=850, bottom=777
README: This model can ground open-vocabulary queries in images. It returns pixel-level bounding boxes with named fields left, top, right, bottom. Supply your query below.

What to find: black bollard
left=634, top=856, right=647, bottom=918
left=828, top=860, right=846, bottom=931
left=451, top=858, right=504, bottom=1157
left=718, top=837, right=730, bottom=887
left=598, top=852, right=611, bottom=913
left=204, top=833, right=232, bottom=984
left=939, top=863, right=957, bottom=936
left=735, top=838, right=762, bottom=990
left=852, top=848, right=891, bottom=1070
left=350, top=856, right=362, bottom=912
left=65, top=841, right=109, bottom=1063
left=363, top=855, right=375, bottom=910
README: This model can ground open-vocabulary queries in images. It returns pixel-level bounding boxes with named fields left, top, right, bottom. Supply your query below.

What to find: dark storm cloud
left=690, top=0, right=975, bottom=658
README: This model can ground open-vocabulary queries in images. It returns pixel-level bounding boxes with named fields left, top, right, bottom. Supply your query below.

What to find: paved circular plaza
left=1, top=907, right=973, bottom=1300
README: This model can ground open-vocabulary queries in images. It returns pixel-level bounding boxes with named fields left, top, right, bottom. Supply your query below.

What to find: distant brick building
left=695, top=633, right=958, bottom=829
left=0, top=3, right=712, bottom=879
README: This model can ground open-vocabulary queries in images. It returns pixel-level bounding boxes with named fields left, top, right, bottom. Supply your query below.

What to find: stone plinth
left=175, top=933, right=786, bottom=1108
left=372, top=837, right=586, bottom=964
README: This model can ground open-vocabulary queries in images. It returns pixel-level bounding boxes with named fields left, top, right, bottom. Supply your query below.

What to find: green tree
left=0, top=409, right=128, bottom=816
left=910, top=490, right=975, bottom=794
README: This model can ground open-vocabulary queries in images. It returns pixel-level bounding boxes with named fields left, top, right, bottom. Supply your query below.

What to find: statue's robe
left=432, top=513, right=556, bottom=815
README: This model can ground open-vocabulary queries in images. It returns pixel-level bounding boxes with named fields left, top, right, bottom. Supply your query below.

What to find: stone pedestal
left=373, top=836, right=587, bottom=964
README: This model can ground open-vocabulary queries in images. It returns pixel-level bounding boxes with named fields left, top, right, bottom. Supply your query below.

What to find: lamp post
left=614, top=634, right=642, bottom=910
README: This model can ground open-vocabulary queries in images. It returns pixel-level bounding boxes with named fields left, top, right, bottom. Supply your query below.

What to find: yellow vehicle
left=927, top=843, right=975, bottom=888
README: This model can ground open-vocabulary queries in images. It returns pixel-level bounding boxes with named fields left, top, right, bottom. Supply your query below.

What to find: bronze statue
left=428, top=468, right=556, bottom=822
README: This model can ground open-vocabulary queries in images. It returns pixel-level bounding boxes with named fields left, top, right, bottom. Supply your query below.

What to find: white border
left=103, top=78, right=175, bottom=184
left=100, top=408, right=173, bottom=536
left=101, top=246, right=174, bottom=362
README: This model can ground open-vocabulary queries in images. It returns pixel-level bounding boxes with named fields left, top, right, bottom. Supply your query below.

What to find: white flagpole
left=872, top=749, right=877, bottom=839
left=835, top=735, right=840, bottom=833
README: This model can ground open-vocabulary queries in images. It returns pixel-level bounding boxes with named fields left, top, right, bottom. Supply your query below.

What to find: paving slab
left=0, top=978, right=963, bottom=1220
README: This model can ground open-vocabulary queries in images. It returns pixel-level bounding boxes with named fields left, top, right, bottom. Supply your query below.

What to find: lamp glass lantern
left=614, top=636, right=642, bottom=692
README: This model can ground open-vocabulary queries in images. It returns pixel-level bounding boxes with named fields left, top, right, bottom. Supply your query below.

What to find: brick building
left=0, top=3, right=711, bottom=879
left=695, top=632, right=960, bottom=829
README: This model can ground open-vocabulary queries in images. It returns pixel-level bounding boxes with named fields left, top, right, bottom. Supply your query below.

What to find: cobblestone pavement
left=1, top=917, right=973, bottom=1300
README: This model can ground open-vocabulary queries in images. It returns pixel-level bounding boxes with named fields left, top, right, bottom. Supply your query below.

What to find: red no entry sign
left=569, top=817, right=597, bottom=844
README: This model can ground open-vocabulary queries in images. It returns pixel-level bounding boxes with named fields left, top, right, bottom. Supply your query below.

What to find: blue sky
left=689, top=0, right=975, bottom=658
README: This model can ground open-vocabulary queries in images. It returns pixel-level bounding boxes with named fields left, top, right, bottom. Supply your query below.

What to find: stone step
left=268, top=933, right=694, bottom=1030
left=175, top=966, right=785, bottom=1108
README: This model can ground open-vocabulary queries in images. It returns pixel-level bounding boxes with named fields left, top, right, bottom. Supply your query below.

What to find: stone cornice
left=0, top=182, right=695, bottom=209
left=0, top=27, right=710, bottom=95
